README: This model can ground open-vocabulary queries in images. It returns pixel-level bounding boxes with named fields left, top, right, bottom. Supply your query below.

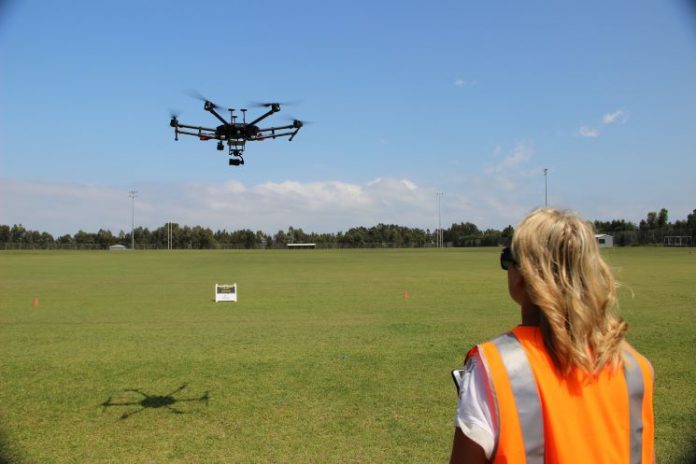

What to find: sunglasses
left=500, top=246, right=518, bottom=270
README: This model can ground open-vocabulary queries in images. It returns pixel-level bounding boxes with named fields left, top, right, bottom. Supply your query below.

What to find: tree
left=10, top=224, right=27, bottom=242
left=191, top=226, right=215, bottom=248
left=501, top=225, right=515, bottom=241
left=273, top=230, right=288, bottom=247
left=96, top=229, right=115, bottom=249
left=179, top=226, right=193, bottom=249
left=214, top=229, right=231, bottom=247
left=24, top=230, right=42, bottom=245
left=645, top=212, right=657, bottom=229
left=233, top=229, right=258, bottom=248
left=657, top=208, right=668, bottom=229
left=57, top=234, right=73, bottom=246
left=0, top=225, right=9, bottom=243
left=445, top=222, right=481, bottom=247
left=38, top=232, right=54, bottom=248
left=481, top=229, right=502, bottom=246
left=74, top=230, right=96, bottom=246
left=687, top=209, right=696, bottom=229
left=255, top=230, right=268, bottom=248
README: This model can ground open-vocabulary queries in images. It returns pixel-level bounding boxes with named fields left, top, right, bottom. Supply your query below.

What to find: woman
left=450, top=208, right=654, bottom=463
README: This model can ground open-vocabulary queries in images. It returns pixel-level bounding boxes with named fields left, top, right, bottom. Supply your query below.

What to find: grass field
left=1, top=248, right=695, bottom=463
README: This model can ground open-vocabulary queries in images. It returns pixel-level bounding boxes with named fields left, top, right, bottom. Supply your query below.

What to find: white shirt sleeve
left=453, top=350, right=497, bottom=460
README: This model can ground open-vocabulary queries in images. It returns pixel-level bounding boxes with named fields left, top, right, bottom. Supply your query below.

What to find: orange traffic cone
left=32, top=296, right=40, bottom=308
left=402, top=290, right=410, bottom=301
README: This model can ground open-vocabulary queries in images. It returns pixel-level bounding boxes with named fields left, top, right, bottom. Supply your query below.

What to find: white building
left=595, top=234, right=614, bottom=248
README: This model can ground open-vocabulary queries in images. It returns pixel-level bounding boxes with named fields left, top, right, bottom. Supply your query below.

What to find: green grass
left=0, top=248, right=695, bottom=463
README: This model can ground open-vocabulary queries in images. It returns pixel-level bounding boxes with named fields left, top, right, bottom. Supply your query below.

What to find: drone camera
left=229, top=159, right=243, bottom=166
left=217, top=142, right=224, bottom=151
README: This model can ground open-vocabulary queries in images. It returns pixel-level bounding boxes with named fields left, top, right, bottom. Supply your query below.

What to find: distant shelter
left=287, top=243, right=316, bottom=249
left=595, top=234, right=613, bottom=248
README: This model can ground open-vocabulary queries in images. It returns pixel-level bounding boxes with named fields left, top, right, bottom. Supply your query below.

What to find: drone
left=170, top=94, right=304, bottom=166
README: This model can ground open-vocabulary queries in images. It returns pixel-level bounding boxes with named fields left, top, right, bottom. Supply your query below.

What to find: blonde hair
left=512, top=208, right=627, bottom=374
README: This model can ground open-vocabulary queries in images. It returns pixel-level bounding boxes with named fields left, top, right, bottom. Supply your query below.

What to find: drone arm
left=257, top=123, right=296, bottom=133
left=206, top=107, right=229, bottom=125
left=257, top=122, right=303, bottom=141
left=176, top=123, right=217, bottom=132
left=257, top=130, right=301, bottom=141
left=176, top=128, right=221, bottom=140
left=174, top=122, right=218, bottom=139
left=248, top=108, right=277, bottom=126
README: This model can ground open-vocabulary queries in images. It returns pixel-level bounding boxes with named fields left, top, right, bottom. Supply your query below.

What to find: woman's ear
left=513, top=269, right=526, bottom=292
left=508, top=266, right=528, bottom=305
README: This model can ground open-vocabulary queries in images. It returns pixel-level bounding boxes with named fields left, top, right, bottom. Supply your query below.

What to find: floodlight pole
left=129, top=190, right=138, bottom=250
left=436, top=192, right=444, bottom=248
left=544, top=168, right=548, bottom=207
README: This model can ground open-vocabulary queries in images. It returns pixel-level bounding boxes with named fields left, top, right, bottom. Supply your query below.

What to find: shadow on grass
left=99, top=383, right=209, bottom=420
left=0, top=429, right=22, bottom=464
left=681, top=430, right=696, bottom=464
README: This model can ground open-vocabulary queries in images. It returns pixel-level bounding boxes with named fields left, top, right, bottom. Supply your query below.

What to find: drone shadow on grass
left=99, top=383, right=209, bottom=421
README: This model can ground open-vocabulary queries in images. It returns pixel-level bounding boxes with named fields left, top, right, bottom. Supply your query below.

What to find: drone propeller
left=250, top=100, right=299, bottom=108
left=185, top=89, right=223, bottom=110
left=285, top=115, right=313, bottom=126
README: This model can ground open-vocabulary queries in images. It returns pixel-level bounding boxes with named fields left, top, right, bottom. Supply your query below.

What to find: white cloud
left=486, top=141, right=534, bottom=174
left=479, top=142, right=538, bottom=197
left=11, top=127, right=632, bottom=236
left=453, top=78, right=476, bottom=87
left=578, top=126, right=601, bottom=138
left=602, top=109, right=626, bottom=125
left=0, top=177, right=449, bottom=235
left=576, top=108, right=628, bottom=138
left=401, top=179, right=417, bottom=191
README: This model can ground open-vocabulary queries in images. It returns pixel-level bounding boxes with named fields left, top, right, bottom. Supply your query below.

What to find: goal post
left=663, top=236, right=693, bottom=247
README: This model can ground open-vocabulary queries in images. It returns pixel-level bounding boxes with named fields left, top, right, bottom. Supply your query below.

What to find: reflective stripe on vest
left=492, top=332, right=544, bottom=464
left=623, top=348, right=645, bottom=464
left=492, top=332, right=647, bottom=464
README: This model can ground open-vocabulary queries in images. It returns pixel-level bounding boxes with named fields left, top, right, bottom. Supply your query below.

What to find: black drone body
left=170, top=98, right=303, bottom=167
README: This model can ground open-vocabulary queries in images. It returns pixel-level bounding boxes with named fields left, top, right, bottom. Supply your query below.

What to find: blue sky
left=1, top=0, right=695, bottom=235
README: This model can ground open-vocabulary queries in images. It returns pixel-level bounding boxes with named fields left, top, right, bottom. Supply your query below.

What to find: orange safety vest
left=473, top=326, right=654, bottom=464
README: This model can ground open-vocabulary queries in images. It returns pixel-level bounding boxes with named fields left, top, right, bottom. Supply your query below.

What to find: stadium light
left=436, top=192, right=444, bottom=248
left=129, top=190, right=138, bottom=250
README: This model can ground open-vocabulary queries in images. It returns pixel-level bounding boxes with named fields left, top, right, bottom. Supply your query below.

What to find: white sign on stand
left=215, top=283, right=238, bottom=302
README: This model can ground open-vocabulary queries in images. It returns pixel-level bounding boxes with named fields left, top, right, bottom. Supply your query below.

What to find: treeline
left=0, top=223, right=465, bottom=249
left=2, top=208, right=694, bottom=250
left=593, top=208, right=696, bottom=246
